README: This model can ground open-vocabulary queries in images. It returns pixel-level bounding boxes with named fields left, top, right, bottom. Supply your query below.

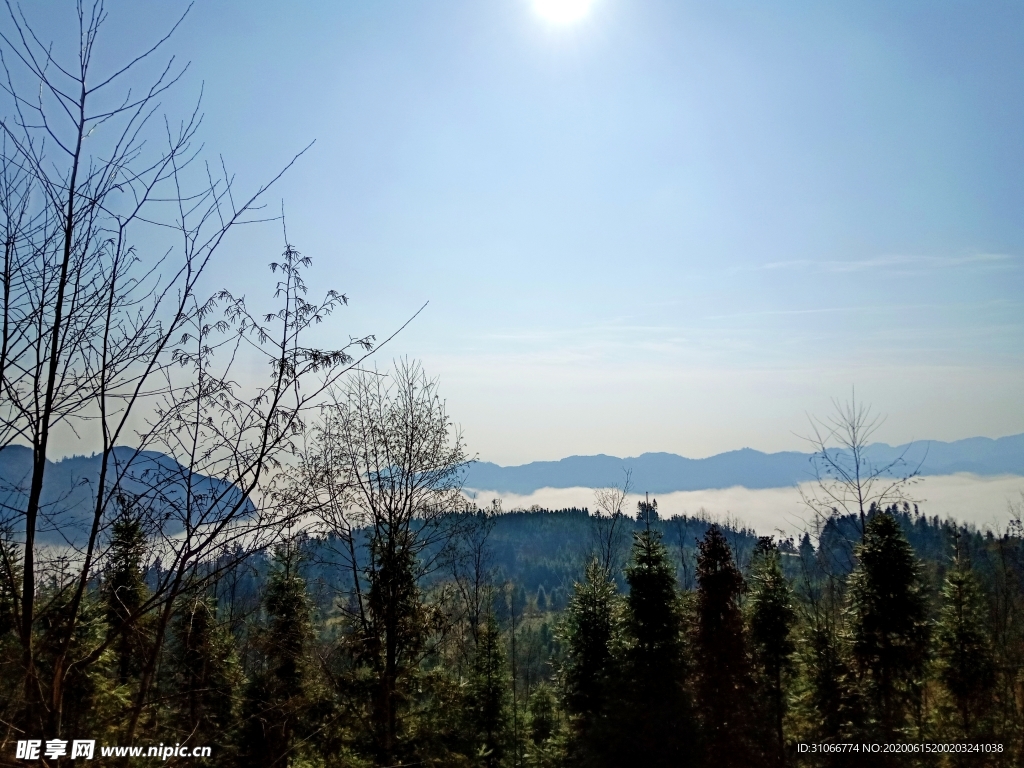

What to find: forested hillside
left=4, top=500, right=1022, bottom=766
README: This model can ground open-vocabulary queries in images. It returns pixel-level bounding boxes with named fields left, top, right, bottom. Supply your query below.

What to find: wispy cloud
left=753, top=253, right=1016, bottom=273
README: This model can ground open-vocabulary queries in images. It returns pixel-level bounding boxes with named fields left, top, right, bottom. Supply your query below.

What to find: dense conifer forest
left=3, top=500, right=1024, bottom=766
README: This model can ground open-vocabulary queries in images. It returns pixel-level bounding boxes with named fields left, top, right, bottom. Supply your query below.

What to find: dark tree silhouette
left=468, top=609, right=512, bottom=768
left=848, top=511, right=929, bottom=743
left=694, top=524, right=755, bottom=767
left=170, top=593, right=240, bottom=760
left=748, top=538, right=795, bottom=766
left=240, top=543, right=314, bottom=768
left=102, top=496, right=150, bottom=687
left=560, top=557, right=619, bottom=767
left=620, top=525, right=694, bottom=767
left=935, top=539, right=994, bottom=740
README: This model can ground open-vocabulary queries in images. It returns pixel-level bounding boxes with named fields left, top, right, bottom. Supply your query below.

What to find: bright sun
left=531, top=0, right=595, bottom=25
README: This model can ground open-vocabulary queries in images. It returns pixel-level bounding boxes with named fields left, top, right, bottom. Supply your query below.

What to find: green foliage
left=35, top=588, right=125, bottom=741
left=935, top=545, right=994, bottom=739
left=0, top=526, right=19, bottom=639
left=559, top=558, right=619, bottom=719
left=103, top=497, right=151, bottom=687
left=467, top=610, right=512, bottom=767
left=364, top=540, right=428, bottom=763
left=799, top=614, right=863, bottom=753
left=525, top=683, right=564, bottom=768
left=527, top=682, right=557, bottom=746
left=240, top=543, right=316, bottom=768
left=170, top=593, right=241, bottom=759
left=7, top=505, right=1024, bottom=766
left=748, top=538, right=795, bottom=765
left=694, top=524, right=755, bottom=767
left=0, top=529, right=19, bottom=740
left=848, top=511, right=930, bottom=742
left=558, top=557, right=621, bottom=766
left=619, top=527, right=693, bottom=767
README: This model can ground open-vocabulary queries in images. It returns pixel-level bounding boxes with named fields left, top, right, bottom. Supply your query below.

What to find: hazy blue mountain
left=464, top=434, right=1024, bottom=495
left=0, top=445, right=254, bottom=545
left=4, top=434, right=1020, bottom=540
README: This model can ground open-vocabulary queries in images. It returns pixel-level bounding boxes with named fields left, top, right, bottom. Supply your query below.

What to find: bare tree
left=800, top=392, right=920, bottom=539
left=591, top=468, right=632, bottom=576
left=290, top=358, right=470, bottom=764
left=0, top=1, right=372, bottom=741
left=450, top=498, right=499, bottom=653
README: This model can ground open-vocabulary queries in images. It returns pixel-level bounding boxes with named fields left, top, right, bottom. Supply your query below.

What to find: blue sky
left=33, top=1, right=1024, bottom=464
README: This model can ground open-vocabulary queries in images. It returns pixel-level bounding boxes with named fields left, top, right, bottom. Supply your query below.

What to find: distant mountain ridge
left=3, top=435, right=1020, bottom=531
left=464, top=434, right=1024, bottom=495
left=0, top=445, right=254, bottom=545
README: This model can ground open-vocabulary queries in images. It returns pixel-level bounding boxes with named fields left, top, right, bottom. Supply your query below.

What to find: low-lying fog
left=466, top=473, right=1024, bottom=539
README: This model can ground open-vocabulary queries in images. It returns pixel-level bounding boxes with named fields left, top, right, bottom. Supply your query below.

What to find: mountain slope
left=0, top=445, right=254, bottom=545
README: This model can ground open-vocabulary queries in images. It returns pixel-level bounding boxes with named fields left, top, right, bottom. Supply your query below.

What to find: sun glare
left=531, top=0, right=595, bottom=25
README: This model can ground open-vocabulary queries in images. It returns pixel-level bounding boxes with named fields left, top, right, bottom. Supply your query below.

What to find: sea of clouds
left=464, top=473, right=1024, bottom=539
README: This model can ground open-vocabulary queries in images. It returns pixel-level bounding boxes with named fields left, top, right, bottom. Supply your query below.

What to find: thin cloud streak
left=751, top=253, right=1017, bottom=274
left=460, top=299, right=1022, bottom=350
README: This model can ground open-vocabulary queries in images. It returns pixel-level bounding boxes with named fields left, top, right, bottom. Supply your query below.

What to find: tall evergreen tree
left=0, top=527, right=20, bottom=734
left=35, top=588, right=120, bottom=741
left=102, top=497, right=151, bottom=687
left=0, top=526, right=18, bottom=640
left=526, top=682, right=560, bottom=766
left=796, top=534, right=864, bottom=753
left=620, top=525, right=693, bottom=767
left=935, top=542, right=994, bottom=739
left=694, top=524, right=755, bottom=767
left=804, top=616, right=862, bottom=753
left=559, top=557, right=620, bottom=767
left=748, top=538, right=795, bottom=766
left=467, top=609, right=512, bottom=768
left=170, top=593, right=241, bottom=757
left=240, top=542, right=314, bottom=768
left=848, top=511, right=929, bottom=742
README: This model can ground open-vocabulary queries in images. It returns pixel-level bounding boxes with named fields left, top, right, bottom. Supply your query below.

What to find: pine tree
left=467, top=609, right=512, bottom=768
left=102, top=497, right=151, bottom=687
left=35, top=588, right=120, bottom=741
left=527, top=682, right=557, bottom=746
left=848, top=511, right=929, bottom=742
left=559, top=557, right=620, bottom=767
left=935, top=542, right=994, bottom=739
left=636, top=497, right=659, bottom=524
left=748, top=538, right=795, bottom=766
left=525, top=683, right=563, bottom=768
left=171, top=593, right=241, bottom=756
left=240, top=542, right=314, bottom=768
left=0, top=527, right=19, bottom=734
left=804, top=616, right=861, bottom=750
left=620, top=526, right=693, bottom=767
left=0, top=524, right=20, bottom=640
left=694, top=524, right=755, bottom=767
